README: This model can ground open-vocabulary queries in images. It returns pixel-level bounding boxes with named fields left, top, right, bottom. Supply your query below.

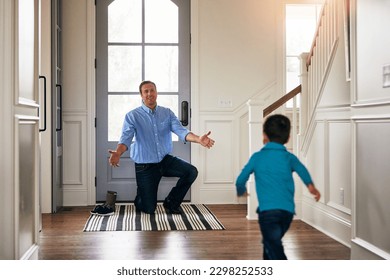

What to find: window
left=285, top=4, right=322, bottom=108
left=106, top=0, right=181, bottom=141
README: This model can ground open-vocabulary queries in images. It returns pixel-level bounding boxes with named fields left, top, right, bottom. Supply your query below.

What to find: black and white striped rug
left=83, top=204, right=225, bottom=231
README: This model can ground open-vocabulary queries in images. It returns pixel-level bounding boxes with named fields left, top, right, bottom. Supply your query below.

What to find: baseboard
left=351, top=238, right=389, bottom=260
left=63, top=189, right=89, bottom=206
left=301, top=200, right=351, bottom=248
left=20, top=244, right=39, bottom=260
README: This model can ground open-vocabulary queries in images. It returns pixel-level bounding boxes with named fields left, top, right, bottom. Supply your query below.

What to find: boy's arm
left=235, top=159, right=254, bottom=196
left=235, top=173, right=247, bottom=196
left=290, top=154, right=321, bottom=201
left=307, top=183, right=321, bottom=201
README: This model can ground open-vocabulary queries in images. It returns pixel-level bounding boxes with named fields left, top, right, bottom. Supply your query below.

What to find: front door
left=96, top=0, right=191, bottom=202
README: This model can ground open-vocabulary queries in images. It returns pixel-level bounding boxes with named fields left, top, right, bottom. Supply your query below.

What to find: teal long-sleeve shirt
left=235, top=142, right=313, bottom=214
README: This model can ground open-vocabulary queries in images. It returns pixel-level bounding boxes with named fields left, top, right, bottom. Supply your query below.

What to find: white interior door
left=15, top=0, right=41, bottom=259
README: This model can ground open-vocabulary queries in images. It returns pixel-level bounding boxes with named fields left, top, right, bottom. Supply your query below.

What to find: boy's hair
left=263, top=114, right=291, bottom=144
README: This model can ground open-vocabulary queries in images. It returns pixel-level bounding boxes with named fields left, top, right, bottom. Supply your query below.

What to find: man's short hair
left=139, top=80, right=156, bottom=94
left=263, top=114, right=291, bottom=144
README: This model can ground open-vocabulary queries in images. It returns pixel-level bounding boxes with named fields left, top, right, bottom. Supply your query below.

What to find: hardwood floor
left=38, top=204, right=350, bottom=260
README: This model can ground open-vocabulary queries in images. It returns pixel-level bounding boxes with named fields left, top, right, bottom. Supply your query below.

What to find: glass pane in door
left=108, top=94, right=179, bottom=141
left=145, top=46, right=178, bottom=92
left=145, top=0, right=178, bottom=43
left=108, top=0, right=142, bottom=43
left=108, top=46, right=142, bottom=92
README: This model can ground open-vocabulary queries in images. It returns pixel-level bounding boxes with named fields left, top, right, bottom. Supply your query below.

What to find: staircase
left=301, top=0, right=339, bottom=144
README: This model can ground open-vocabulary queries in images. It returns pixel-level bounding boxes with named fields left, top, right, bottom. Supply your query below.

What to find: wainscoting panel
left=327, top=120, right=351, bottom=213
left=305, top=121, right=325, bottom=198
left=355, top=119, right=390, bottom=256
left=15, top=115, right=40, bottom=259
left=203, top=119, right=234, bottom=184
left=62, top=114, right=88, bottom=206
left=301, top=118, right=352, bottom=247
left=63, top=117, right=84, bottom=185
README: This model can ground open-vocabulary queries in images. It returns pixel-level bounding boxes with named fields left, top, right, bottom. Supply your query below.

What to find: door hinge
left=94, top=58, right=97, bottom=68
left=95, top=177, right=97, bottom=187
left=94, top=117, right=97, bottom=127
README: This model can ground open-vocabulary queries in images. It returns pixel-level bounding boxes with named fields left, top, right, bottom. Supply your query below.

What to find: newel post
left=299, top=52, right=309, bottom=138
left=245, top=99, right=265, bottom=220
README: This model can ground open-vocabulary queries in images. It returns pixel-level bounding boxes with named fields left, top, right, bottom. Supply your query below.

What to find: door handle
left=56, top=84, right=62, bottom=132
left=180, top=101, right=188, bottom=126
left=39, top=75, right=47, bottom=132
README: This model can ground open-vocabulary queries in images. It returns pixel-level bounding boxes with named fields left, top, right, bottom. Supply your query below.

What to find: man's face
left=140, top=83, right=157, bottom=109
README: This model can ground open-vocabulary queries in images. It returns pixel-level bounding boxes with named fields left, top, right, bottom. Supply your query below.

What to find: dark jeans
left=134, top=154, right=198, bottom=214
left=258, top=209, right=294, bottom=260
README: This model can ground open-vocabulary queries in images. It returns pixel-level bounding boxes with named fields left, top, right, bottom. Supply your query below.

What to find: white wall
left=350, top=0, right=390, bottom=260
left=190, top=0, right=282, bottom=205
left=196, top=0, right=279, bottom=111
left=61, top=0, right=95, bottom=206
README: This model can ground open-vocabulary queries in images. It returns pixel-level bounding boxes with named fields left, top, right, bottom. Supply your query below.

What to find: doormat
left=83, top=203, right=225, bottom=231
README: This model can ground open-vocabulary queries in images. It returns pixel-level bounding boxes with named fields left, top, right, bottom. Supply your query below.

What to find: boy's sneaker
left=91, top=204, right=115, bottom=216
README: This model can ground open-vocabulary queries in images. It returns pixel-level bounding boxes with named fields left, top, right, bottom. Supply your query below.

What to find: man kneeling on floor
left=93, top=80, right=215, bottom=216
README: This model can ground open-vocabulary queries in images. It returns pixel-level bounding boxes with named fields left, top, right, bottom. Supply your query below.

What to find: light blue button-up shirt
left=119, top=103, right=190, bottom=164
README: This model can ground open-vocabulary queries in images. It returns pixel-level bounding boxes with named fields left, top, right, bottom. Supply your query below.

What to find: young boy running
left=236, top=114, right=321, bottom=260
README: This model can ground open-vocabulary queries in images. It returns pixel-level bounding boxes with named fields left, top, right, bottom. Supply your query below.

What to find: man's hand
left=108, top=150, right=121, bottom=167
left=199, top=131, right=215, bottom=149
left=108, top=144, right=127, bottom=167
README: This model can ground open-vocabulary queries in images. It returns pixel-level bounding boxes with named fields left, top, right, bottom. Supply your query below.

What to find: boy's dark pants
left=258, top=209, right=294, bottom=260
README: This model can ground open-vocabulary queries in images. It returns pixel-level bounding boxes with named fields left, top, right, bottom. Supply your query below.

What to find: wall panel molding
left=327, top=119, right=352, bottom=214
left=63, top=116, right=86, bottom=188
left=202, top=119, right=234, bottom=184
left=353, top=118, right=390, bottom=257
left=302, top=198, right=351, bottom=247
left=14, top=115, right=40, bottom=260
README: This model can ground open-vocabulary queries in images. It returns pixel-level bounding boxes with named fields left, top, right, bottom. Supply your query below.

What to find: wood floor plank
left=38, top=204, right=350, bottom=260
